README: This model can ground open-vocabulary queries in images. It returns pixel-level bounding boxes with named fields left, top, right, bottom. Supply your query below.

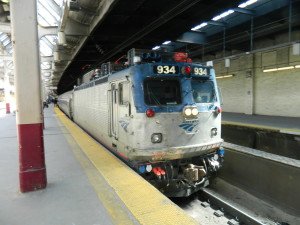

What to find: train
left=58, top=48, right=224, bottom=197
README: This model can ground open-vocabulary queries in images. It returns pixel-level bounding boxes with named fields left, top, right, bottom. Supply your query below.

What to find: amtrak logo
left=119, top=120, right=129, bottom=132
left=179, top=121, right=199, bottom=133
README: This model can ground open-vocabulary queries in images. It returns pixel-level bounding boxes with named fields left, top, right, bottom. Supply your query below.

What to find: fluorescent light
left=295, top=65, right=300, bottom=68
left=263, top=68, right=278, bottom=72
left=191, top=22, right=207, bottom=31
left=152, top=46, right=160, bottom=50
left=277, top=66, right=294, bottom=71
left=222, top=75, right=234, bottom=78
left=212, top=16, right=221, bottom=22
left=263, top=66, right=295, bottom=73
left=162, top=41, right=171, bottom=45
left=216, top=74, right=234, bottom=79
left=212, top=9, right=234, bottom=21
left=238, top=0, right=258, bottom=8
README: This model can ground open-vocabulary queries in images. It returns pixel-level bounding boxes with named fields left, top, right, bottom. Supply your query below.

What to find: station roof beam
left=176, top=31, right=207, bottom=45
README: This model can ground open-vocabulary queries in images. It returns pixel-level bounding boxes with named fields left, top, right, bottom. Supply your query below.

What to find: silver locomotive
left=58, top=49, right=224, bottom=197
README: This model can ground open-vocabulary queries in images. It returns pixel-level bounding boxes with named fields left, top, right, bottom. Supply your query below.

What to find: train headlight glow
left=184, top=108, right=192, bottom=116
left=191, top=108, right=198, bottom=116
left=151, top=133, right=162, bottom=143
left=183, top=106, right=198, bottom=118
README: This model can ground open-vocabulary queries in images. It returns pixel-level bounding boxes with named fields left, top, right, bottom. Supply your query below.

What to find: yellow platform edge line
left=54, top=108, right=198, bottom=225
left=55, top=116, right=138, bottom=225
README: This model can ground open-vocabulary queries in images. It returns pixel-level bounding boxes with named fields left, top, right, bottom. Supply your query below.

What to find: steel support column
left=250, top=17, right=254, bottom=51
left=11, top=0, right=47, bottom=192
left=223, top=28, right=226, bottom=57
left=288, top=0, right=292, bottom=42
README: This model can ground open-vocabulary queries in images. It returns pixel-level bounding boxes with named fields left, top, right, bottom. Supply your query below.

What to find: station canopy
left=0, top=0, right=64, bottom=71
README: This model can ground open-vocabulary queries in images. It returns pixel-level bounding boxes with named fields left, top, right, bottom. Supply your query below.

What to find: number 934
left=157, top=65, right=176, bottom=74
left=194, top=67, right=208, bottom=76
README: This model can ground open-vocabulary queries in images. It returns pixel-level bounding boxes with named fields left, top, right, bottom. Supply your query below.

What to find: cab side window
left=119, top=81, right=130, bottom=105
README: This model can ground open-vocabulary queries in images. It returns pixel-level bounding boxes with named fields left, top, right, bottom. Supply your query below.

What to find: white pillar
left=11, top=0, right=47, bottom=192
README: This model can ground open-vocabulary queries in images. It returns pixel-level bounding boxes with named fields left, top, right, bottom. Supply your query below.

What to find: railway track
left=177, top=180, right=292, bottom=225
left=199, top=187, right=278, bottom=225
left=176, top=142, right=300, bottom=225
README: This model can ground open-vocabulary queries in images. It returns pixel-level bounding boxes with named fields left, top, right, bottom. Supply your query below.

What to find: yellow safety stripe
left=55, top=108, right=198, bottom=225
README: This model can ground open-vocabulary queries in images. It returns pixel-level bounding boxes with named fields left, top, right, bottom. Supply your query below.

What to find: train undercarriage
left=137, top=150, right=224, bottom=197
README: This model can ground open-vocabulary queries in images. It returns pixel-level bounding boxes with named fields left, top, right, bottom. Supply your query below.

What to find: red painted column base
left=20, top=168, right=47, bottom=192
left=6, top=103, right=10, bottom=114
left=18, top=123, right=47, bottom=192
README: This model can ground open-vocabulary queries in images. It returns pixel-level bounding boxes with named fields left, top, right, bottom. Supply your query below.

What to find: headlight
left=151, top=133, right=162, bottom=143
left=183, top=106, right=198, bottom=118
left=184, top=108, right=192, bottom=116
left=191, top=108, right=198, bottom=116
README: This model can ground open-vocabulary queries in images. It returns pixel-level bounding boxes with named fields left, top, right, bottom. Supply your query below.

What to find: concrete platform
left=221, top=112, right=300, bottom=159
left=0, top=105, right=197, bottom=225
left=222, top=112, right=300, bottom=134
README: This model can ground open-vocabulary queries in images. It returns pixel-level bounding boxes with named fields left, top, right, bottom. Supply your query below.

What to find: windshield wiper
left=148, top=88, right=161, bottom=105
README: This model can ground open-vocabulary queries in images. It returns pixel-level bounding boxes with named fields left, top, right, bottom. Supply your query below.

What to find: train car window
left=144, top=79, right=181, bottom=105
left=119, top=82, right=130, bottom=105
left=191, top=80, right=216, bottom=103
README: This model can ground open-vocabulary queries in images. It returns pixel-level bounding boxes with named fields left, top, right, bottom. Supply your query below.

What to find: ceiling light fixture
left=152, top=46, right=160, bottom=50
left=191, top=22, right=208, bottom=31
left=162, top=41, right=171, bottom=45
left=238, top=0, right=258, bottom=8
left=212, top=9, right=234, bottom=21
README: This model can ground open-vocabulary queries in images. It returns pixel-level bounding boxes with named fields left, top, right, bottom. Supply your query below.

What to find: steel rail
left=201, top=188, right=276, bottom=225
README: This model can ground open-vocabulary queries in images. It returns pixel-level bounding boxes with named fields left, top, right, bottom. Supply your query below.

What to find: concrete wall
left=214, top=42, right=300, bottom=117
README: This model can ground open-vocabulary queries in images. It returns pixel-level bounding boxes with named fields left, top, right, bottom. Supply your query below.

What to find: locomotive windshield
left=192, top=80, right=216, bottom=103
left=144, top=79, right=181, bottom=105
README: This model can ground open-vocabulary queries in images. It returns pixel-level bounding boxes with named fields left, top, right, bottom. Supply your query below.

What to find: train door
left=109, top=83, right=119, bottom=139
left=69, top=97, right=73, bottom=120
left=118, top=81, right=131, bottom=117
